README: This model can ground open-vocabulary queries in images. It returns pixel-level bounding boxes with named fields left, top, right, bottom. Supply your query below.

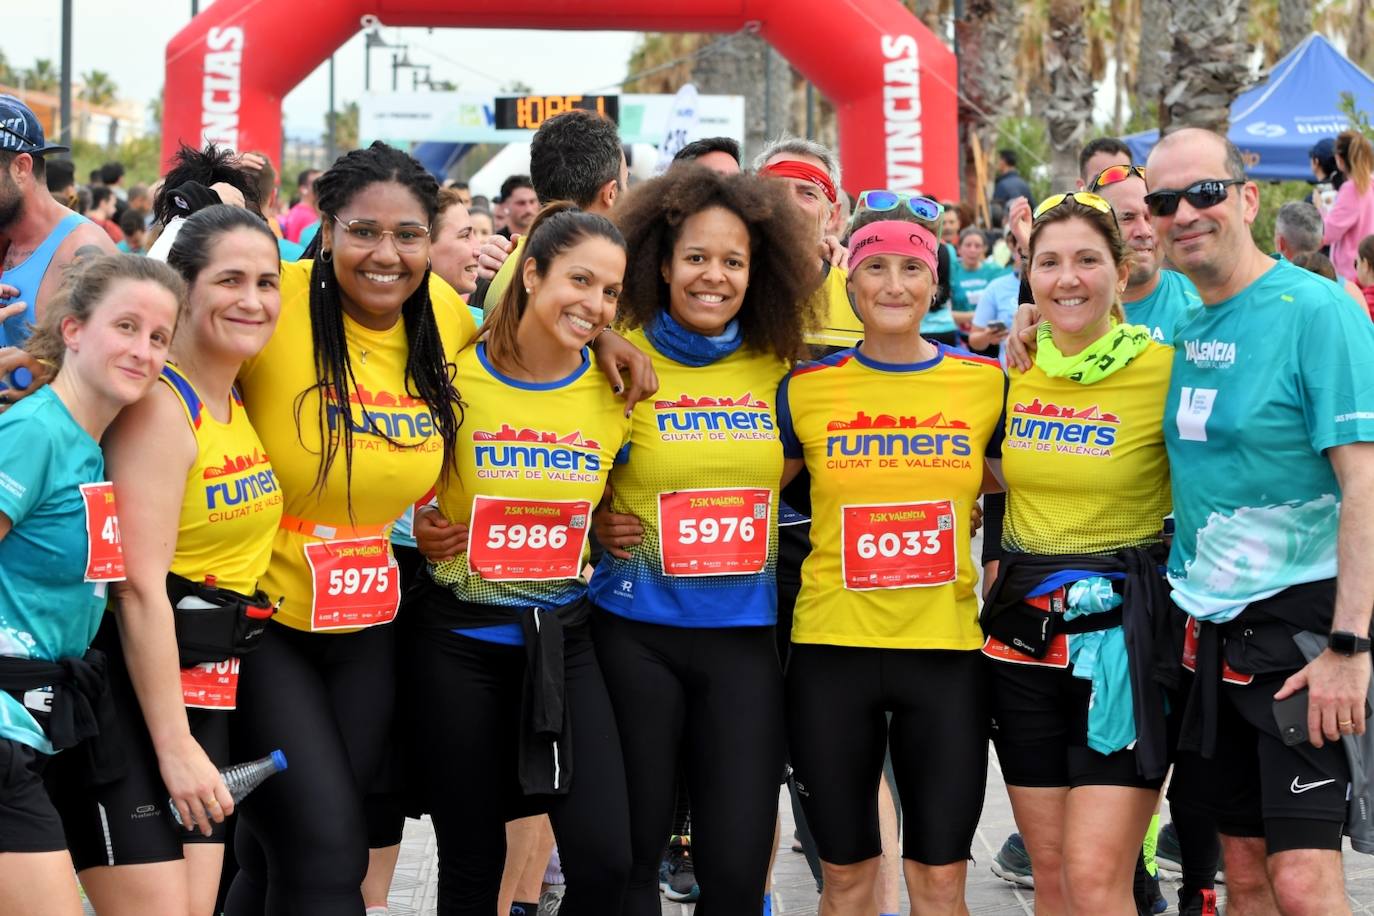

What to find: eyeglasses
left=1088, top=164, right=1146, bottom=192
left=854, top=190, right=944, bottom=223
left=1142, top=179, right=1244, bottom=217
left=332, top=217, right=431, bottom=252
left=1033, top=191, right=1115, bottom=221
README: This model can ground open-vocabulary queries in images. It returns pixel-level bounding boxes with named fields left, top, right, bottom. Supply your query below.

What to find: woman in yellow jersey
left=402, top=203, right=633, bottom=915
left=979, top=193, right=1174, bottom=915
left=776, top=219, right=1005, bottom=916
left=583, top=166, right=818, bottom=914
left=49, top=207, right=283, bottom=916
left=221, top=143, right=471, bottom=916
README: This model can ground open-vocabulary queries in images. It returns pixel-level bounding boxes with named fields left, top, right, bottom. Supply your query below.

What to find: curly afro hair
left=613, top=165, right=822, bottom=362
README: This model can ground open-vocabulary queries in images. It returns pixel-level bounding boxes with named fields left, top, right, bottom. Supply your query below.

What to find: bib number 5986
left=841, top=500, right=957, bottom=590
left=468, top=496, right=591, bottom=581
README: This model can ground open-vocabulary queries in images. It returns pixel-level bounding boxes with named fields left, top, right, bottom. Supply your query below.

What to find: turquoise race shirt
left=950, top=260, right=1009, bottom=312
left=0, top=387, right=110, bottom=753
left=1166, top=259, right=1374, bottom=622
left=1125, top=269, right=1201, bottom=345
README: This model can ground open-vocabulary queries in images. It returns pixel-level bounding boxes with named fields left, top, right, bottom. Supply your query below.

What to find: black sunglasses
left=1143, top=179, right=1245, bottom=217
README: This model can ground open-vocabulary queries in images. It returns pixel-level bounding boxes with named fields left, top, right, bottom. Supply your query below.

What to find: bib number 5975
left=305, top=537, right=400, bottom=631
left=841, top=500, right=957, bottom=590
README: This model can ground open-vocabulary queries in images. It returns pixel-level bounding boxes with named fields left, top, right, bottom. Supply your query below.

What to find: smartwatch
left=1328, top=630, right=1372, bottom=656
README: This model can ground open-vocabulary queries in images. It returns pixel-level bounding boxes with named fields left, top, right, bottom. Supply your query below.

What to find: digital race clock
left=492, top=95, right=620, bottom=131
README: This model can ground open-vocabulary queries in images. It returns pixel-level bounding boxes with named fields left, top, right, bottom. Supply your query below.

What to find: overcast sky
left=3, top=1, right=640, bottom=138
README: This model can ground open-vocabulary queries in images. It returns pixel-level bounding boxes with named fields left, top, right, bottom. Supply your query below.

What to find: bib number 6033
left=841, top=499, right=957, bottom=590
left=854, top=529, right=941, bottom=559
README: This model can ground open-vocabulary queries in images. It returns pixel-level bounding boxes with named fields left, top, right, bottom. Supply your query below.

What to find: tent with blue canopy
left=1122, top=33, right=1374, bottom=181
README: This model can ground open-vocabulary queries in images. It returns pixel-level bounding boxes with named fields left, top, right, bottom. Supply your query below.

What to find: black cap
left=0, top=94, right=69, bottom=156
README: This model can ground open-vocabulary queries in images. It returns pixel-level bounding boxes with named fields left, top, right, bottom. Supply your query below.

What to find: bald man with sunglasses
left=1147, top=127, right=1374, bottom=916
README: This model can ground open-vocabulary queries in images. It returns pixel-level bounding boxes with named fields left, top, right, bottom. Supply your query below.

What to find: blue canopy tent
left=411, top=142, right=473, bottom=180
left=1123, top=33, right=1374, bottom=181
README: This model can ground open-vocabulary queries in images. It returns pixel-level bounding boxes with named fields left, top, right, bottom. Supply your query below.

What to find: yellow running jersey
left=237, top=260, right=474, bottom=632
left=779, top=345, right=1005, bottom=649
left=589, top=329, right=790, bottom=627
left=804, top=265, right=861, bottom=348
left=1001, top=342, right=1173, bottom=555
left=431, top=342, right=631, bottom=612
left=160, top=364, right=282, bottom=596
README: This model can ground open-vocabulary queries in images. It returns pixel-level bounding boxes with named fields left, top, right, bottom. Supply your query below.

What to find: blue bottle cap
left=11, top=366, right=31, bottom=389
left=271, top=749, right=288, bottom=772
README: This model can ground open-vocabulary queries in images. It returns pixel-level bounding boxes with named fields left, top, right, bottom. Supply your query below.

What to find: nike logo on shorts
left=1290, top=776, right=1336, bottom=794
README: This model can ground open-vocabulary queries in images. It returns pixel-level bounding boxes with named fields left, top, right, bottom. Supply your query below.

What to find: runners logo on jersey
left=473, top=424, right=603, bottom=481
left=324, top=384, right=438, bottom=444
left=1183, top=338, right=1237, bottom=369
left=823, top=410, right=972, bottom=469
left=653, top=392, right=775, bottom=441
left=1005, top=399, right=1119, bottom=456
left=203, top=448, right=280, bottom=520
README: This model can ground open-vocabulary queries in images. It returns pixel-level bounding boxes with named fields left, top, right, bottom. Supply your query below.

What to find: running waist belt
left=410, top=574, right=589, bottom=796
left=0, top=649, right=126, bottom=783
left=166, top=572, right=279, bottom=668
left=981, top=544, right=1174, bottom=781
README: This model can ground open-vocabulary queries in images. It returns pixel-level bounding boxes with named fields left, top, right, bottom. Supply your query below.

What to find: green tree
left=24, top=59, right=59, bottom=93
left=326, top=101, right=359, bottom=152
left=79, top=70, right=118, bottom=107
left=1161, top=0, right=1250, bottom=132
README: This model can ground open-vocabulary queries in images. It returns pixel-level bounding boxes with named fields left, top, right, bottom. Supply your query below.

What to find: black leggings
left=403, top=623, right=630, bottom=916
left=223, top=621, right=396, bottom=916
left=592, top=609, right=786, bottom=916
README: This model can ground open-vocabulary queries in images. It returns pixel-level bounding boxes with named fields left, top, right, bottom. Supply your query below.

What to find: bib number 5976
left=658, top=488, right=770, bottom=576
left=841, top=500, right=957, bottom=590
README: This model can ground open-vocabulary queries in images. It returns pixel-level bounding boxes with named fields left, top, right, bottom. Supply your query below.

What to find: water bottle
left=170, top=749, right=288, bottom=826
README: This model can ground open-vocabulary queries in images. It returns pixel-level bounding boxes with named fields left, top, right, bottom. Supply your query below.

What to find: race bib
left=658, top=488, right=770, bottom=577
left=304, top=537, right=400, bottom=631
left=180, top=658, right=239, bottom=710
left=1181, top=616, right=1254, bottom=685
left=840, top=500, right=957, bottom=590
left=80, top=482, right=126, bottom=582
left=982, top=634, right=1070, bottom=669
left=467, top=496, right=590, bottom=581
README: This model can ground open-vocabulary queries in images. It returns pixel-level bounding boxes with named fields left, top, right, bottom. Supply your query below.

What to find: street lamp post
left=364, top=29, right=394, bottom=92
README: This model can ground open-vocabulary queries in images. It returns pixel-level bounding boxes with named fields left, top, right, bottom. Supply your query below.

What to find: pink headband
left=847, top=220, right=939, bottom=276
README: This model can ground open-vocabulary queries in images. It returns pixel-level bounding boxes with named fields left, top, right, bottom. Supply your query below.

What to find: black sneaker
left=659, top=835, right=699, bottom=903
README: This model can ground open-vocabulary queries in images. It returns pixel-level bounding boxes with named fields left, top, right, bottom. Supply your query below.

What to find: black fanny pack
left=167, top=573, right=278, bottom=667
left=981, top=586, right=1124, bottom=659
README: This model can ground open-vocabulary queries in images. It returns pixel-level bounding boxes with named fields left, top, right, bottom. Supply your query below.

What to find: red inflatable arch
left=163, top=0, right=957, bottom=199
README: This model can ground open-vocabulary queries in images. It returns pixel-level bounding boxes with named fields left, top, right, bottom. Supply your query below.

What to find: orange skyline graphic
left=323, top=384, right=427, bottom=409
left=204, top=448, right=270, bottom=479
left=472, top=425, right=601, bottom=451
left=653, top=392, right=770, bottom=410
left=1012, top=399, right=1119, bottom=423
left=826, top=410, right=970, bottom=431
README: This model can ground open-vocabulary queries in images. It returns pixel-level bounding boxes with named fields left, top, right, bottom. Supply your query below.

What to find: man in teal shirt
left=1089, top=164, right=1201, bottom=344
left=1148, top=128, right=1374, bottom=916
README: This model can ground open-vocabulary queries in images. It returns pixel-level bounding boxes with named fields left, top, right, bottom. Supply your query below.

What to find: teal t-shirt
left=1166, top=260, right=1374, bottom=622
left=0, top=386, right=110, bottom=753
left=950, top=260, right=1008, bottom=312
left=1125, top=269, right=1201, bottom=344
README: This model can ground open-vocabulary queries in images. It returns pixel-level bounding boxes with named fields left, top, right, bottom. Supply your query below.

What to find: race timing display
left=492, top=94, right=620, bottom=131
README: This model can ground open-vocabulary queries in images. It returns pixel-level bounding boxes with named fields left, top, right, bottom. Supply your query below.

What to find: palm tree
left=1278, top=0, right=1313, bottom=59
left=1160, top=0, right=1251, bottom=133
left=23, top=59, right=59, bottom=94
left=955, top=0, right=1019, bottom=202
left=1135, top=0, right=1172, bottom=120
left=1044, top=0, right=1095, bottom=188
left=79, top=70, right=118, bottom=107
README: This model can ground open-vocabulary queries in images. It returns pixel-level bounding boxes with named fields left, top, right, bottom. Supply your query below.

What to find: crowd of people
left=2, top=81, right=1374, bottom=916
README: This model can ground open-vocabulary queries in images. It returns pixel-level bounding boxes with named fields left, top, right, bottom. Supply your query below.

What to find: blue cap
left=0, top=94, right=69, bottom=156
left=1309, top=137, right=1336, bottom=161
left=270, top=749, right=288, bottom=772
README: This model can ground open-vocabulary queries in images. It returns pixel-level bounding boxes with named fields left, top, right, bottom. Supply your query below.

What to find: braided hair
left=297, top=141, right=462, bottom=508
